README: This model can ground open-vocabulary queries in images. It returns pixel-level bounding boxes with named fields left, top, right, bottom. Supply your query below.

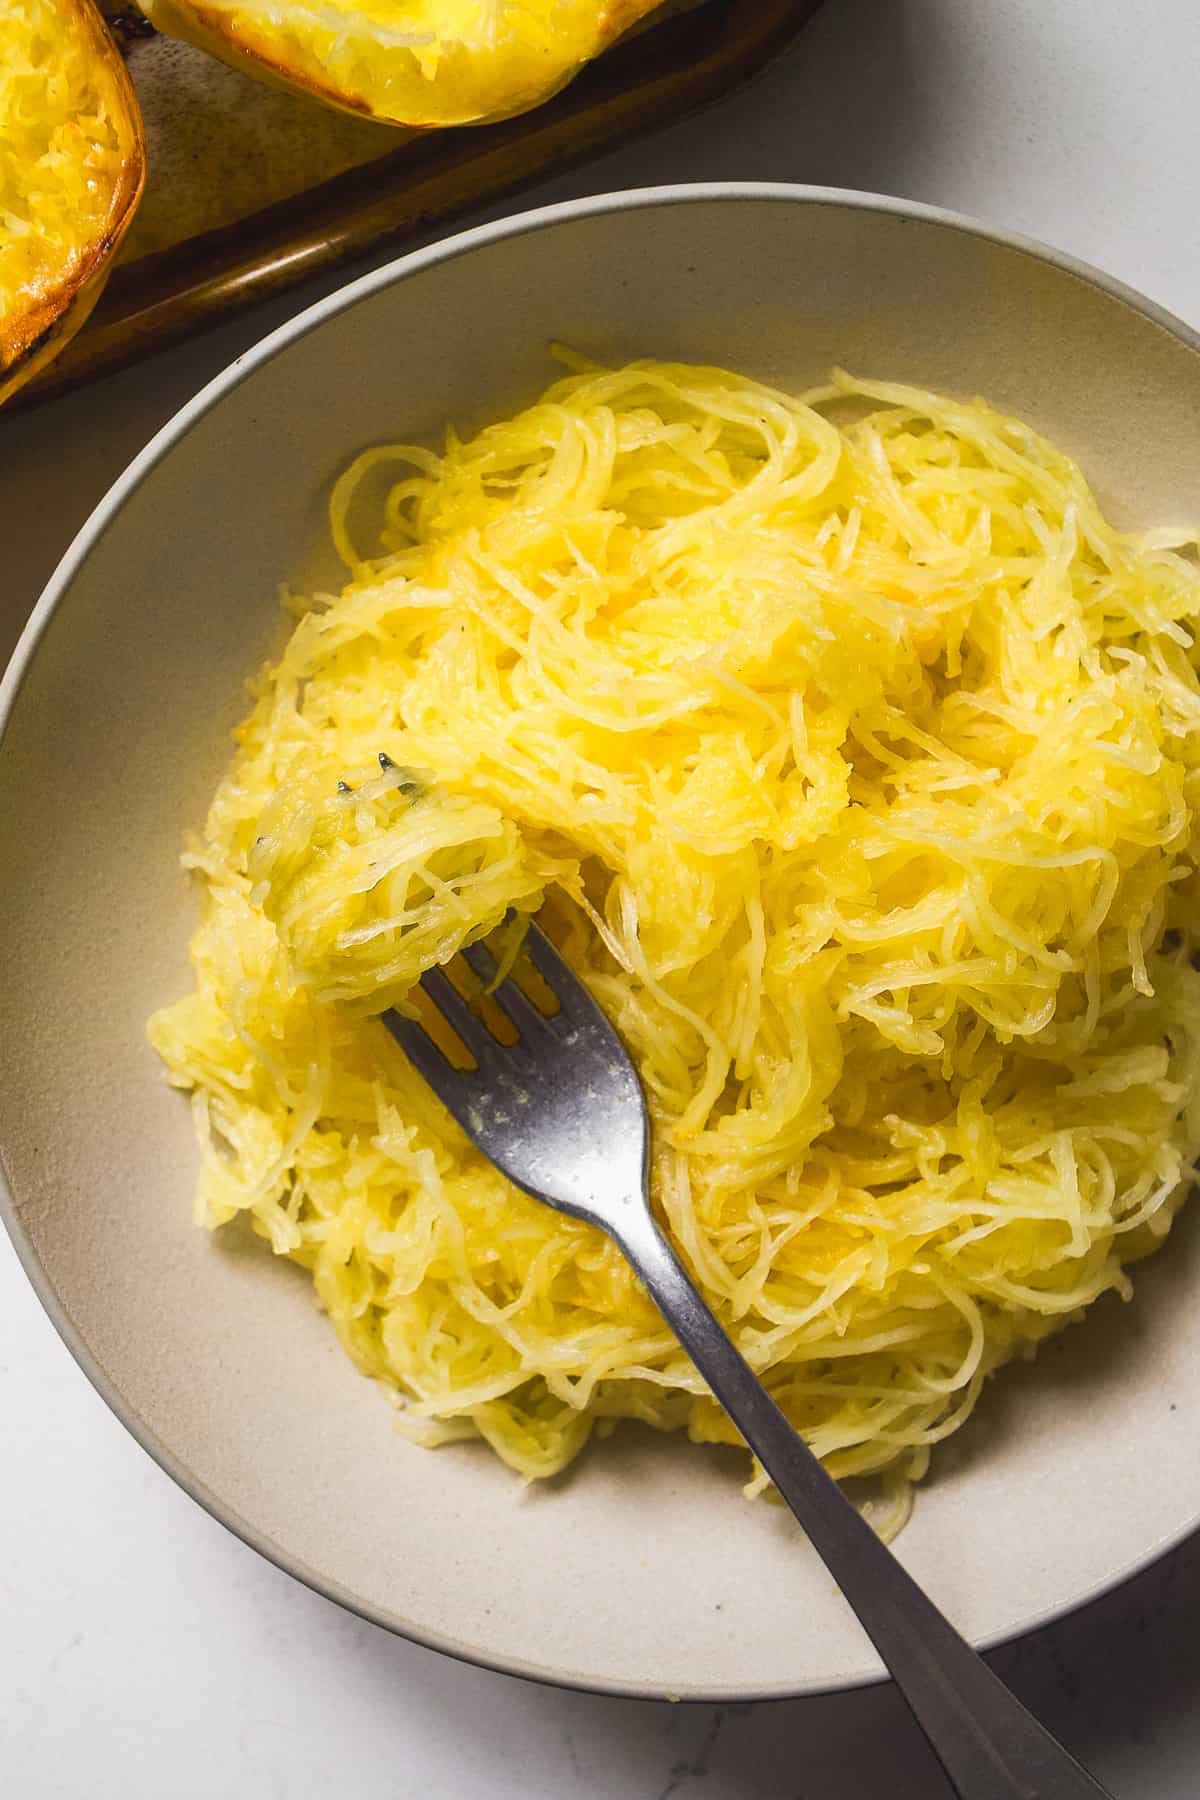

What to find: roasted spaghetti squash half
left=138, top=0, right=670, bottom=128
left=0, top=0, right=145, bottom=404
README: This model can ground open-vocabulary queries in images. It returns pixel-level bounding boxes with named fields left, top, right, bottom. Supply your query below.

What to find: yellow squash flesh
left=150, top=360, right=1200, bottom=1524
left=138, top=0, right=670, bottom=128
left=0, top=0, right=145, bottom=404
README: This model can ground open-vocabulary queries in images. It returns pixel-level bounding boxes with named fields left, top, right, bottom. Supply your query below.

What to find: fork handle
left=615, top=1212, right=1113, bottom=1800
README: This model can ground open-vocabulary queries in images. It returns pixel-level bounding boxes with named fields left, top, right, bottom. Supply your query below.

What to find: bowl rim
left=3, top=179, right=1200, bottom=1702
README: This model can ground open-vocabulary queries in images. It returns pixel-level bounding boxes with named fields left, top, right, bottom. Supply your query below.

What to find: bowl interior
left=4, top=189, right=1200, bottom=1699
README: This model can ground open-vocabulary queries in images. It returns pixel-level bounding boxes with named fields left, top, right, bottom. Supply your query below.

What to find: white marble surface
left=4, top=2, right=1200, bottom=1793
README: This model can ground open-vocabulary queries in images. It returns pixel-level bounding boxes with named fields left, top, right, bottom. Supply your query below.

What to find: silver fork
left=385, top=922, right=1113, bottom=1800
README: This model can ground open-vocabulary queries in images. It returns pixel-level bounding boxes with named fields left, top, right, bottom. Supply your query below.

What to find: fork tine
left=382, top=1008, right=462, bottom=1105
left=418, top=965, right=497, bottom=1064
left=461, top=937, right=552, bottom=1042
left=522, top=922, right=593, bottom=1019
left=459, top=937, right=498, bottom=983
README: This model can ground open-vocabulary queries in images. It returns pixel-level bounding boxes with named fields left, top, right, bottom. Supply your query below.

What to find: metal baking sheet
left=21, top=0, right=823, bottom=404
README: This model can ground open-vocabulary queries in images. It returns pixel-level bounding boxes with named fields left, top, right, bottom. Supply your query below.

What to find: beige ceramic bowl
left=3, top=186, right=1200, bottom=1701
